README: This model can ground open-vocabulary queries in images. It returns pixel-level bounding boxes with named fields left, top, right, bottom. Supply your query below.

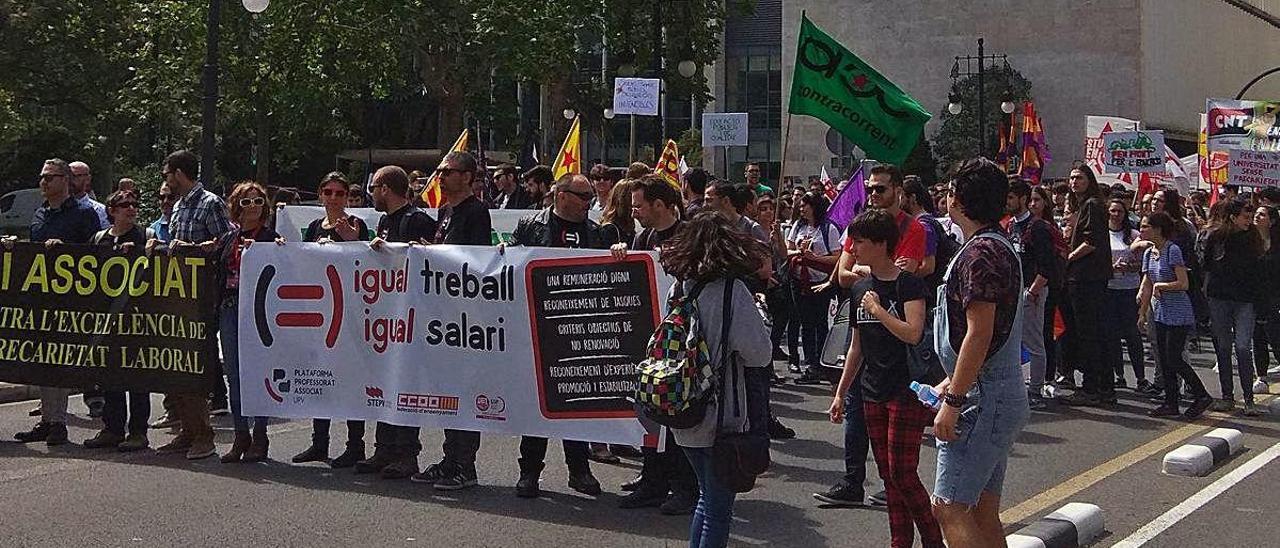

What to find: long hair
left=1157, top=188, right=1189, bottom=239
left=660, top=211, right=771, bottom=282
left=1067, top=163, right=1105, bottom=212
left=602, top=179, right=636, bottom=228
left=1107, top=199, right=1137, bottom=245
left=1032, top=186, right=1055, bottom=224
left=1207, top=198, right=1262, bottom=258
left=797, top=192, right=830, bottom=228
left=227, top=180, right=272, bottom=228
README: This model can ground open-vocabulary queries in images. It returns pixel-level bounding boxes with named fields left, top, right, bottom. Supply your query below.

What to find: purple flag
left=824, top=164, right=865, bottom=231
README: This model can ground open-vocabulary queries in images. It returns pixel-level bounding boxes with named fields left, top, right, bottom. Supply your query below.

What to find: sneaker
left=618, top=485, right=668, bottom=509
left=434, top=468, right=479, bottom=491
left=812, top=483, right=865, bottom=507
left=291, top=443, right=329, bottom=464
left=659, top=490, right=698, bottom=515
left=118, top=433, right=150, bottom=452
left=1055, top=374, right=1076, bottom=389
left=867, top=490, right=888, bottom=506
left=768, top=417, right=796, bottom=440
left=1148, top=405, right=1180, bottom=417
left=1059, top=392, right=1100, bottom=407
left=83, top=430, right=124, bottom=449
left=1136, top=379, right=1154, bottom=393
left=209, top=399, right=230, bottom=417
left=568, top=470, right=603, bottom=496
left=86, top=399, right=105, bottom=418
left=354, top=449, right=395, bottom=474
left=330, top=444, right=365, bottom=469
left=1028, top=394, right=1048, bottom=411
left=516, top=473, right=541, bottom=498
left=788, top=362, right=803, bottom=374
left=1211, top=399, right=1235, bottom=413
left=380, top=457, right=419, bottom=480
left=1241, top=401, right=1262, bottom=417
left=186, top=439, right=216, bottom=460
left=149, top=413, right=180, bottom=429
left=588, top=444, right=620, bottom=464
left=156, top=435, right=193, bottom=454
left=772, top=348, right=790, bottom=362
left=771, top=372, right=789, bottom=385
left=620, top=473, right=645, bottom=492
left=1041, top=384, right=1057, bottom=399
left=1252, top=379, right=1268, bottom=395
left=410, top=462, right=450, bottom=485
left=1185, top=397, right=1214, bottom=419
left=1115, top=375, right=1128, bottom=389
left=794, top=370, right=826, bottom=385
left=14, top=422, right=54, bottom=443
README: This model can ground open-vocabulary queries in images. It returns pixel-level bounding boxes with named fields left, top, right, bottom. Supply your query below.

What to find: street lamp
left=1000, top=98, right=1017, bottom=114
left=562, top=108, right=576, bottom=120
left=948, top=37, right=1009, bottom=158
left=603, top=108, right=615, bottom=120
left=677, top=60, right=698, bottom=78
left=242, top=0, right=269, bottom=13
left=947, top=93, right=962, bottom=115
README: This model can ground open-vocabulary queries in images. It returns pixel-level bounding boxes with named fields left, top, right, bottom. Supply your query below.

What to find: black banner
left=0, top=243, right=220, bottom=392
left=526, top=255, right=661, bottom=419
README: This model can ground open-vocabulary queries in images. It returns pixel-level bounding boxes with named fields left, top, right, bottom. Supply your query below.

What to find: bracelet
left=943, top=391, right=968, bottom=408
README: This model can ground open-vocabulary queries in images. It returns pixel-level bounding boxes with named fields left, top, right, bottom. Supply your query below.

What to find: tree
left=932, top=65, right=1033, bottom=176
left=901, top=133, right=939, bottom=186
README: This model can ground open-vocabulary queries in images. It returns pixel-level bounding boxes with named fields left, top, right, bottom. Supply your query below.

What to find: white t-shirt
left=786, top=221, right=842, bottom=282
left=1108, top=228, right=1141, bottom=290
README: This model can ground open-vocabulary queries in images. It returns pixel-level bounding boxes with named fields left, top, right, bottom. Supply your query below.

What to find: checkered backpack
left=635, top=280, right=732, bottom=429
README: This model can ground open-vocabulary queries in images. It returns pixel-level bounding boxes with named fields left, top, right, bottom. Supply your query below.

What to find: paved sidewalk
left=0, top=382, right=38, bottom=404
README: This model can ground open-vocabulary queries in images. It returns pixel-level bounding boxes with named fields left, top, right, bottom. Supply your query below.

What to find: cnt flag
left=553, top=116, right=582, bottom=181
left=421, top=129, right=470, bottom=207
left=655, top=139, right=682, bottom=189
left=788, top=13, right=930, bottom=164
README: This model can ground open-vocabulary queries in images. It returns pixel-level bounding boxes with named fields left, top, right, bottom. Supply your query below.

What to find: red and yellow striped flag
left=421, top=129, right=470, bottom=207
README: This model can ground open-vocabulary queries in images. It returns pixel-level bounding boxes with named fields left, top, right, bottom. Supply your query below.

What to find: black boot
left=330, top=442, right=365, bottom=468
left=292, top=439, right=329, bottom=463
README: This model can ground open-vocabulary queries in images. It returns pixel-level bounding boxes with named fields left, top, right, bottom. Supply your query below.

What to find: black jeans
left=442, top=429, right=482, bottom=473
left=1069, top=280, right=1114, bottom=396
left=519, top=437, right=590, bottom=475
left=1153, top=322, right=1209, bottom=408
left=842, top=370, right=869, bottom=488
left=792, top=286, right=832, bottom=369
left=766, top=285, right=792, bottom=358
left=103, top=390, right=151, bottom=436
left=1253, top=304, right=1280, bottom=379
left=373, top=422, right=421, bottom=458
left=1104, top=287, right=1146, bottom=381
left=637, top=429, right=698, bottom=495
left=312, top=419, right=365, bottom=446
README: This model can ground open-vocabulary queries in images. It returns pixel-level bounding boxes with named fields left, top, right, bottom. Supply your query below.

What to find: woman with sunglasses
left=289, top=172, right=370, bottom=467
left=216, top=181, right=285, bottom=463
left=81, top=190, right=155, bottom=452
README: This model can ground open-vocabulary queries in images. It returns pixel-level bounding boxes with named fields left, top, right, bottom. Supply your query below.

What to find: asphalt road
left=1, top=349, right=1278, bottom=548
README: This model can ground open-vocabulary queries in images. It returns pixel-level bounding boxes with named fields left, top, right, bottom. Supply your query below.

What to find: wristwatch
left=943, top=390, right=968, bottom=408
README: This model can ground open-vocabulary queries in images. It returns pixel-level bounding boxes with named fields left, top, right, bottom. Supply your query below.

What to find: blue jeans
left=221, top=303, right=267, bottom=432
left=683, top=447, right=737, bottom=548
left=842, top=377, right=869, bottom=488
left=1207, top=298, right=1256, bottom=401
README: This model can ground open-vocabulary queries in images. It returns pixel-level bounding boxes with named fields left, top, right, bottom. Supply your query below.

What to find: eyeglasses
left=435, top=168, right=463, bottom=177
left=321, top=189, right=348, bottom=197
left=38, top=173, right=65, bottom=181
left=561, top=189, right=594, bottom=200
left=239, top=197, right=266, bottom=207
left=112, top=202, right=138, bottom=209
left=867, top=185, right=890, bottom=195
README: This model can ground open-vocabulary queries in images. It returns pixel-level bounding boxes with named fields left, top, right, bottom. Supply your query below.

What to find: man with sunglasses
left=5, top=159, right=101, bottom=446
left=493, top=163, right=534, bottom=210
left=508, top=173, right=605, bottom=499
left=148, top=181, right=176, bottom=242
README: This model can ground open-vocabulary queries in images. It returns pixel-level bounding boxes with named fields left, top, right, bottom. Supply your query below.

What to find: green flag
left=788, top=14, right=930, bottom=164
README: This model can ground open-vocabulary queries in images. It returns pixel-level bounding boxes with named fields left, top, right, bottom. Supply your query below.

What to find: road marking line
left=1000, top=393, right=1278, bottom=526
left=1110, top=440, right=1280, bottom=547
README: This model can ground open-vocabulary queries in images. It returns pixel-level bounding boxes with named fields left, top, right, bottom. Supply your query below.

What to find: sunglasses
left=435, top=168, right=464, bottom=177
left=239, top=197, right=266, bottom=207
left=867, top=185, right=891, bottom=195
left=112, top=202, right=138, bottom=209
left=321, top=189, right=348, bottom=197
left=561, top=189, right=594, bottom=200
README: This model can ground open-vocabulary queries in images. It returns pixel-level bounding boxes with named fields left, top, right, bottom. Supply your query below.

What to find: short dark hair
left=797, top=192, right=831, bottom=226
left=1259, top=187, right=1280, bottom=203
left=903, top=176, right=936, bottom=215
left=1052, top=181, right=1070, bottom=195
left=494, top=163, right=519, bottom=178
left=950, top=158, right=1009, bottom=224
left=710, top=180, right=752, bottom=212
left=375, top=165, right=411, bottom=197
left=634, top=175, right=682, bottom=210
left=1008, top=180, right=1032, bottom=199
left=627, top=162, right=652, bottom=179
left=847, top=208, right=899, bottom=255
left=1144, top=211, right=1175, bottom=240
left=685, top=168, right=710, bottom=195
left=319, top=171, right=348, bottom=192
left=165, top=150, right=199, bottom=181
left=522, top=165, right=553, bottom=186
left=868, top=163, right=904, bottom=186
left=589, top=163, right=611, bottom=180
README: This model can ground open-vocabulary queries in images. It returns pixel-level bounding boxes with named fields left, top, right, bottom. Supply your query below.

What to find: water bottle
left=910, top=381, right=941, bottom=411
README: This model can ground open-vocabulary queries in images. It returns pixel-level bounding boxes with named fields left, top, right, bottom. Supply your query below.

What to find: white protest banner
left=1206, top=98, right=1280, bottom=153
left=701, top=113, right=749, bottom=147
left=1228, top=149, right=1280, bottom=188
left=1085, top=115, right=1140, bottom=185
left=274, top=206, right=601, bottom=245
left=238, top=243, right=673, bottom=445
left=612, top=78, right=661, bottom=116
left=1102, top=130, right=1166, bottom=174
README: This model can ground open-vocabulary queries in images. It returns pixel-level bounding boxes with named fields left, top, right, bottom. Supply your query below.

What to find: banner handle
left=780, top=113, right=793, bottom=191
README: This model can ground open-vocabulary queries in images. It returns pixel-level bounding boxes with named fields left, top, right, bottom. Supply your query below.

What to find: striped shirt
left=1143, top=242, right=1194, bottom=327
left=169, top=183, right=232, bottom=244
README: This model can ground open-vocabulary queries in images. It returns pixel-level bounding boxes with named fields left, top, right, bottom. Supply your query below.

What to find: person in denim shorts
left=930, top=159, right=1030, bottom=546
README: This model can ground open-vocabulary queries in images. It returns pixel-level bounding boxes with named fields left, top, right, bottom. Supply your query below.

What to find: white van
left=0, top=188, right=42, bottom=238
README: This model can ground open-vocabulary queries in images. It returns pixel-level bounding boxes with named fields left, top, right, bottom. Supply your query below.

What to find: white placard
left=1101, top=130, right=1166, bottom=174
left=612, top=78, right=661, bottom=116
left=701, top=113, right=750, bottom=147
left=1228, top=149, right=1280, bottom=188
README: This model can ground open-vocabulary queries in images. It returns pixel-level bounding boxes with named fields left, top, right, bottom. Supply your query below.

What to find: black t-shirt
left=304, top=216, right=370, bottom=243
left=376, top=203, right=437, bottom=243
left=548, top=214, right=595, bottom=249
left=851, top=272, right=925, bottom=403
left=632, top=220, right=684, bottom=251
left=93, top=225, right=148, bottom=249
left=433, top=196, right=492, bottom=245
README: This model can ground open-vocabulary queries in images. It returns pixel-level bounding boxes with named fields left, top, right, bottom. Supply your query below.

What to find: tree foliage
left=932, top=65, right=1033, bottom=176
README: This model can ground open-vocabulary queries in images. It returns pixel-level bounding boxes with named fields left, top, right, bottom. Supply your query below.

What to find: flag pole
left=780, top=113, right=793, bottom=190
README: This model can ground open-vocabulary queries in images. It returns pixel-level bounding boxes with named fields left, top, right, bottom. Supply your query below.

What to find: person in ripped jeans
left=930, top=158, right=1030, bottom=546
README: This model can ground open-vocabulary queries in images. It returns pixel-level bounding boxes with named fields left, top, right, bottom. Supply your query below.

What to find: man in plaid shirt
left=152, top=150, right=231, bottom=460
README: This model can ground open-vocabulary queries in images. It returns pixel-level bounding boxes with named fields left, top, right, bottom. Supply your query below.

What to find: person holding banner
left=508, top=173, right=605, bottom=498
left=81, top=190, right=156, bottom=451
left=6, top=159, right=101, bottom=446
left=290, top=172, right=370, bottom=467
left=358, top=165, right=438, bottom=479
left=216, top=181, right=285, bottom=463
left=409, top=151, right=492, bottom=491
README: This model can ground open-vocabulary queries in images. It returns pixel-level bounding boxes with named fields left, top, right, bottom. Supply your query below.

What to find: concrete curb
left=1007, top=502, right=1105, bottom=547
left=1162, top=428, right=1243, bottom=477
left=0, top=382, right=39, bottom=404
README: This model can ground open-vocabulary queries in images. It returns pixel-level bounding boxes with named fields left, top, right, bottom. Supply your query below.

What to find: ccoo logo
left=253, top=264, right=344, bottom=348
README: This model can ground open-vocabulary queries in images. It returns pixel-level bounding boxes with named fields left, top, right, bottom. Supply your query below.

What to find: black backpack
left=917, top=215, right=958, bottom=289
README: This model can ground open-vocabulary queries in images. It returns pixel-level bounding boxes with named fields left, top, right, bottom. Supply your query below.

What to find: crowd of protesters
left=3, top=148, right=1276, bottom=548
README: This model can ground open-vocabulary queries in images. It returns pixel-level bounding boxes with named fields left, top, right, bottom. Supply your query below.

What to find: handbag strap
left=715, top=278, right=736, bottom=431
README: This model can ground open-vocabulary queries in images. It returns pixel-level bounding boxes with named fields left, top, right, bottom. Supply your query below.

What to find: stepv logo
left=253, top=264, right=344, bottom=348
left=265, top=368, right=291, bottom=403
left=366, top=386, right=386, bottom=407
